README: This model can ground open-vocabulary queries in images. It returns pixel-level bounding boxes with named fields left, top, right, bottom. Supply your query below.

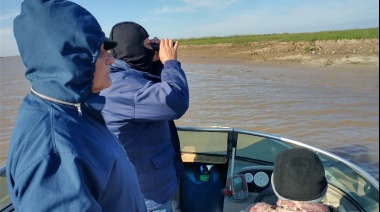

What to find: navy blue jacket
left=100, top=59, right=189, bottom=209
left=6, top=0, right=147, bottom=211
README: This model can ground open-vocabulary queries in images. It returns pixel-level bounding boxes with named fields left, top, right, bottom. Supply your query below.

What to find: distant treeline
left=176, top=27, right=379, bottom=45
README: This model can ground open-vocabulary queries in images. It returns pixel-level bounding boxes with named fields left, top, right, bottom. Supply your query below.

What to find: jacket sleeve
left=133, top=60, right=189, bottom=121
left=12, top=153, right=103, bottom=211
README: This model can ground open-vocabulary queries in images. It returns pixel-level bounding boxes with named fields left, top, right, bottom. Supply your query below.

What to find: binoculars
left=151, top=42, right=176, bottom=51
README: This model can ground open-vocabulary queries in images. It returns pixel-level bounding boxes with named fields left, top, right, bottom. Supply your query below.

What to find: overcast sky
left=0, top=0, right=378, bottom=57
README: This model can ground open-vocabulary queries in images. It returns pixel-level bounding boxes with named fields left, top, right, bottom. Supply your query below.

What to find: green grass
left=176, top=27, right=379, bottom=46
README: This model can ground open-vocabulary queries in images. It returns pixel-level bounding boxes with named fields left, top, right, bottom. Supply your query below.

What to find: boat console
left=223, top=165, right=277, bottom=211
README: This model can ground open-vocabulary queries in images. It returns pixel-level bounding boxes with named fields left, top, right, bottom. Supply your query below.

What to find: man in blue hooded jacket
left=6, top=0, right=147, bottom=211
left=100, top=21, right=190, bottom=211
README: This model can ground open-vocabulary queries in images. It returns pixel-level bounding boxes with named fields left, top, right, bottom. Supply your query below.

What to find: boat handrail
left=0, top=165, right=5, bottom=176
left=177, top=126, right=379, bottom=190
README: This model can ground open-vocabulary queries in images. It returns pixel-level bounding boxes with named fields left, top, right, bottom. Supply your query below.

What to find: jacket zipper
left=30, top=87, right=82, bottom=116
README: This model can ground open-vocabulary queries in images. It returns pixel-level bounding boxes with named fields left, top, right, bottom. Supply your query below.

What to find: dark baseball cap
left=103, top=37, right=118, bottom=50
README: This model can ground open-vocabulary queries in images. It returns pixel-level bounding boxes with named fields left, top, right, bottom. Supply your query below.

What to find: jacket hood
left=109, top=21, right=155, bottom=72
left=14, top=0, right=106, bottom=103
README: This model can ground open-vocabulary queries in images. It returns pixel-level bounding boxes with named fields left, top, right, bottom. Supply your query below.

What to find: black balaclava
left=110, top=21, right=155, bottom=72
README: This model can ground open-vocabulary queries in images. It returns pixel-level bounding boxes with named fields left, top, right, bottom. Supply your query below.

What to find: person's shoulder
left=244, top=202, right=276, bottom=212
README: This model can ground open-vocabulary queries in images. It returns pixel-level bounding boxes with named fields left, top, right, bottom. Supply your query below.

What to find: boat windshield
left=178, top=127, right=379, bottom=212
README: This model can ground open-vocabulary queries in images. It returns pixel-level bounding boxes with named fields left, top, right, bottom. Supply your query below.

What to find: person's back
left=247, top=148, right=329, bottom=212
left=6, top=1, right=146, bottom=211
left=100, top=21, right=189, bottom=211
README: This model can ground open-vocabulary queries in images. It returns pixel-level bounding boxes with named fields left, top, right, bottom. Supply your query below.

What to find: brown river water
left=0, top=56, right=379, bottom=180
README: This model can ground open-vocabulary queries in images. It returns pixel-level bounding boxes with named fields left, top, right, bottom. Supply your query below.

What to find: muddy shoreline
left=178, top=39, right=379, bottom=67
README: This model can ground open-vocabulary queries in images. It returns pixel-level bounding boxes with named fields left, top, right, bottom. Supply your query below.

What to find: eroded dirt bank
left=178, top=39, right=379, bottom=66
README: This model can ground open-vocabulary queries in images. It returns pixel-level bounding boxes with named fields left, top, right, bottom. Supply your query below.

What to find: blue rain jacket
left=6, top=0, right=147, bottom=211
left=100, top=59, right=189, bottom=209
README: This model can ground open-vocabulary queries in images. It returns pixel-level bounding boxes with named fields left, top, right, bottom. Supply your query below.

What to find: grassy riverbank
left=177, top=27, right=379, bottom=45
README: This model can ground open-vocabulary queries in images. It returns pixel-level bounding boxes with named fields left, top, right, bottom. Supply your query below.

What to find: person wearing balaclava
left=6, top=1, right=147, bottom=211
left=246, top=148, right=330, bottom=212
left=100, top=21, right=189, bottom=211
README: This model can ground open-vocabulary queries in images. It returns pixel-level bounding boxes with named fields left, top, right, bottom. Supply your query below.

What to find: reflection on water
left=0, top=56, right=379, bottom=180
